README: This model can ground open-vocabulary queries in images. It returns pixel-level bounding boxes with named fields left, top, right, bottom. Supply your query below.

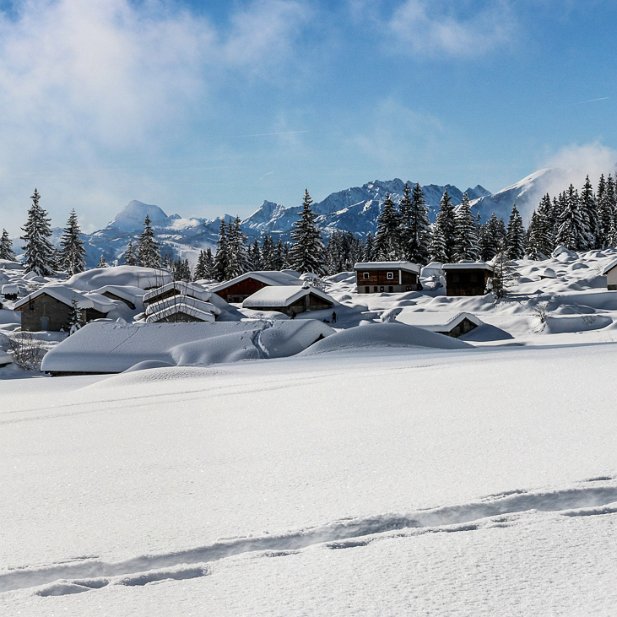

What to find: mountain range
left=75, top=168, right=558, bottom=267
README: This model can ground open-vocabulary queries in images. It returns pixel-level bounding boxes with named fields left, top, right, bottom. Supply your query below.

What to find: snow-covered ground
left=3, top=249, right=617, bottom=615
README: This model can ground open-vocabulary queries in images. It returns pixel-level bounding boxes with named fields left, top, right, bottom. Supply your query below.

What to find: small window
left=387, top=272, right=394, bottom=280
left=363, top=272, right=370, bottom=280
left=365, top=286, right=370, bottom=293
left=388, top=286, right=393, bottom=292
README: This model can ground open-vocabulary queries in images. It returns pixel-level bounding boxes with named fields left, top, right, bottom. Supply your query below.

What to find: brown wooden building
left=14, top=287, right=116, bottom=331
left=212, top=271, right=302, bottom=303
left=354, top=261, right=422, bottom=294
left=442, top=263, right=493, bottom=296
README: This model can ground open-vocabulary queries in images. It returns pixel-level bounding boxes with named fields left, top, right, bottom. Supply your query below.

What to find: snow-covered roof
left=1, top=284, right=19, bottom=295
left=94, top=285, right=146, bottom=302
left=601, top=258, right=617, bottom=275
left=66, top=266, right=173, bottom=291
left=442, top=262, right=493, bottom=272
left=145, top=304, right=216, bottom=324
left=242, top=285, right=335, bottom=309
left=145, top=295, right=221, bottom=316
left=354, top=261, right=421, bottom=274
left=143, top=280, right=212, bottom=303
left=13, top=285, right=118, bottom=313
left=41, top=320, right=334, bottom=373
left=0, top=259, right=23, bottom=270
left=395, top=311, right=482, bottom=332
left=211, top=271, right=302, bottom=292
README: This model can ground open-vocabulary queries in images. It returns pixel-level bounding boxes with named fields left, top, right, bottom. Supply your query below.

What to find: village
left=2, top=244, right=617, bottom=377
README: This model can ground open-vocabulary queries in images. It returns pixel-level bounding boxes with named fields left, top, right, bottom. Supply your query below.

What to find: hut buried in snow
left=242, top=285, right=335, bottom=317
left=395, top=311, right=483, bottom=338
left=442, top=262, right=493, bottom=296
left=211, top=271, right=302, bottom=303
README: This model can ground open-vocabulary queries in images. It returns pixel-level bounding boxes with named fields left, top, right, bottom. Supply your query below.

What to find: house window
left=388, top=286, right=393, bottom=292
left=362, top=272, right=370, bottom=280
left=365, top=286, right=370, bottom=293
left=387, top=272, right=394, bottom=280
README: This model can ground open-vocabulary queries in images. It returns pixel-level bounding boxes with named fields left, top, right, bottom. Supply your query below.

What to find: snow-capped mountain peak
left=108, top=200, right=172, bottom=232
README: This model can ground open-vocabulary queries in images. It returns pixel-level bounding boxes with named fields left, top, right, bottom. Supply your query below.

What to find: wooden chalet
left=145, top=296, right=219, bottom=323
left=442, top=262, right=493, bottom=296
left=142, top=280, right=210, bottom=307
left=602, top=259, right=617, bottom=290
left=395, top=311, right=482, bottom=338
left=14, top=286, right=117, bottom=332
left=211, top=271, right=302, bottom=303
left=242, top=285, right=335, bottom=317
left=354, top=261, right=421, bottom=294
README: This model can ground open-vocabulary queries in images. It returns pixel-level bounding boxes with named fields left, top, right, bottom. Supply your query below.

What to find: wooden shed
left=143, top=280, right=211, bottom=307
left=442, top=263, right=493, bottom=296
left=14, top=286, right=117, bottom=332
left=212, top=271, right=302, bottom=303
left=602, top=259, right=617, bottom=290
left=242, top=285, right=335, bottom=317
left=354, top=261, right=422, bottom=293
left=145, top=295, right=219, bottom=323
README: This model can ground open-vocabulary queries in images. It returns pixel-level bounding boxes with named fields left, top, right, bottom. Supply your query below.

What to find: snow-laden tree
left=0, top=228, right=15, bottom=260
left=194, top=248, right=215, bottom=280
left=555, top=185, right=589, bottom=250
left=580, top=175, right=598, bottom=248
left=260, top=235, right=275, bottom=270
left=290, top=189, right=325, bottom=274
left=58, top=210, right=86, bottom=275
left=363, top=233, right=375, bottom=261
left=97, top=254, right=108, bottom=268
left=454, top=193, right=479, bottom=261
left=598, top=174, right=616, bottom=248
left=124, top=240, right=137, bottom=266
left=67, top=299, right=83, bottom=334
left=479, top=213, right=506, bottom=261
left=325, top=231, right=363, bottom=274
left=526, top=207, right=552, bottom=259
left=374, top=193, right=401, bottom=260
left=21, top=189, right=55, bottom=276
left=137, top=215, right=160, bottom=268
left=214, top=220, right=229, bottom=281
left=173, top=258, right=191, bottom=281
left=226, top=216, right=249, bottom=278
left=248, top=240, right=262, bottom=271
left=506, top=204, right=525, bottom=259
left=430, top=190, right=456, bottom=262
left=399, top=182, right=430, bottom=264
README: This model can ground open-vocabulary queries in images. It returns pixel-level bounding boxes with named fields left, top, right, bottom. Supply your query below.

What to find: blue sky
left=0, top=0, right=616, bottom=234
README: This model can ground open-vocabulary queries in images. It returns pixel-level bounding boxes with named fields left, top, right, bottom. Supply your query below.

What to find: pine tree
left=289, top=189, right=325, bottom=274
left=274, top=240, right=285, bottom=270
left=580, top=175, right=598, bottom=248
left=97, top=254, right=108, bottom=268
left=454, top=193, right=479, bottom=261
left=261, top=235, right=275, bottom=270
left=21, top=189, right=55, bottom=276
left=555, top=185, right=587, bottom=250
left=137, top=215, right=160, bottom=268
left=194, top=249, right=210, bottom=280
left=67, top=299, right=83, bottom=334
left=248, top=240, right=262, bottom=271
left=214, top=220, right=229, bottom=280
left=58, top=210, right=86, bottom=275
left=0, top=228, right=15, bottom=260
left=363, top=233, right=375, bottom=261
left=479, top=213, right=507, bottom=261
left=226, top=216, right=249, bottom=278
left=124, top=240, right=137, bottom=266
left=173, top=258, right=191, bottom=281
left=506, top=204, right=525, bottom=259
left=374, top=193, right=401, bottom=260
left=430, top=190, right=457, bottom=262
left=399, top=182, right=430, bottom=264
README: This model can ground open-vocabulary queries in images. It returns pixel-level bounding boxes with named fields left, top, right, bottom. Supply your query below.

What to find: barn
left=211, top=271, right=302, bottom=303
left=442, top=263, right=493, bottom=296
left=242, top=285, right=335, bottom=317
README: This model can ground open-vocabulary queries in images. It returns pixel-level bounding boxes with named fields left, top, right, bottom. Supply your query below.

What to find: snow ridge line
left=2, top=483, right=617, bottom=595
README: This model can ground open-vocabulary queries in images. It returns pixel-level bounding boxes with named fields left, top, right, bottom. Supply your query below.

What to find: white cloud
left=0, top=0, right=311, bottom=233
left=387, top=0, right=516, bottom=58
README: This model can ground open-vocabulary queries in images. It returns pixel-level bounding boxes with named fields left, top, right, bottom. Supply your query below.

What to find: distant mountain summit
left=76, top=170, right=562, bottom=267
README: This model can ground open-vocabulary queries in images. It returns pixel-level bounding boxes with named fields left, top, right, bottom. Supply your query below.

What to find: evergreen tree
left=66, top=299, right=84, bottom=334
left=58, top=210, right=86, bottom=275
left=374, top=193, right=401, bottom=260
left=214, top=220, right=229, bottom=281
left=21, top=189, right=55, bottom=276
left=97, top=254, right=108, bottom=268
left=506, top=204, right=525, bottom=259
left=261, top=235, right=275, bottom=270
left=194, top=249, right=214, bottom=280
left=430, top=190, right=457, bottom=262
left=526, top=208, right=552, bottom=260
left=274, top=240, right=285, bottom=270
left=124, top=240, right=137, bottom=266
left=580, top=175, right=598, bottom=248
left=0, top=228, right=15, bottom=260
left=226, top=216, right=249, bottom=278
left=555, top=185, right=588, bottom=250
left=173, top=258, right=191, bottom=281
left=248, top=239, right=262, bottom=271
left=399, top=182, right=430, bottom=264
left=137, top=215, right=160, bottom=268
left=479, top=213, right=507, bottom=261
left=454, top=193, right=479, bottom=261
left=363, top=233, right=375, bottom=261
left=289, top=189, right=325, bottom=274
left=325, top=231, right=363, bottom=274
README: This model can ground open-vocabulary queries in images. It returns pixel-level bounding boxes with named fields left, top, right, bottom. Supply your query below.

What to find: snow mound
left=301, top=322, right=472, bottom=355
left=66, top=266, right=173, bottom=291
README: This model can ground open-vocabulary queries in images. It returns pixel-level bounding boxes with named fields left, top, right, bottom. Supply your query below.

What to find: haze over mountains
left=74, top=167, right=562, bottom=266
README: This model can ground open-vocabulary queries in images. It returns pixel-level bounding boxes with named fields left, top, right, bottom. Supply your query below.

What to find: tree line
left=4, top=175, right=617, bottom=281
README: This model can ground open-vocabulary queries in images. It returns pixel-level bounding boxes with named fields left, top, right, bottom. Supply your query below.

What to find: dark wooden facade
left=215, top=278, right=270, bottom=303
left=102, top=291, right=136, bottom=310
left=356, top=269, right=420, bottom=294
left=17, top=293, right=107, bottom=332
left=438, top=317, right=478, bottom=337
left=444, top=268, right=492, bottom=296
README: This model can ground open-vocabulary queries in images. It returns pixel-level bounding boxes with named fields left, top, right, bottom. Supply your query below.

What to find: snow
left=145, top=303, right=216, bottom=324
left=354, top=260, right=421, bottom=273
left=7, top=250, right=617, bottom=614
left=442, top=261, right=493, bottom=271
left=394, top=310, right=482, bottom=331
left=40, top=320, right=334, bottom=373
left=143, top=280, right=212, bottom=304
left=13, top=285, right=118, bottom=314
left=145, top=296, right=221, bottom=317
left=210, top=270, right=302, bottom=292
left=65, top=266, right=173, bottom=291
